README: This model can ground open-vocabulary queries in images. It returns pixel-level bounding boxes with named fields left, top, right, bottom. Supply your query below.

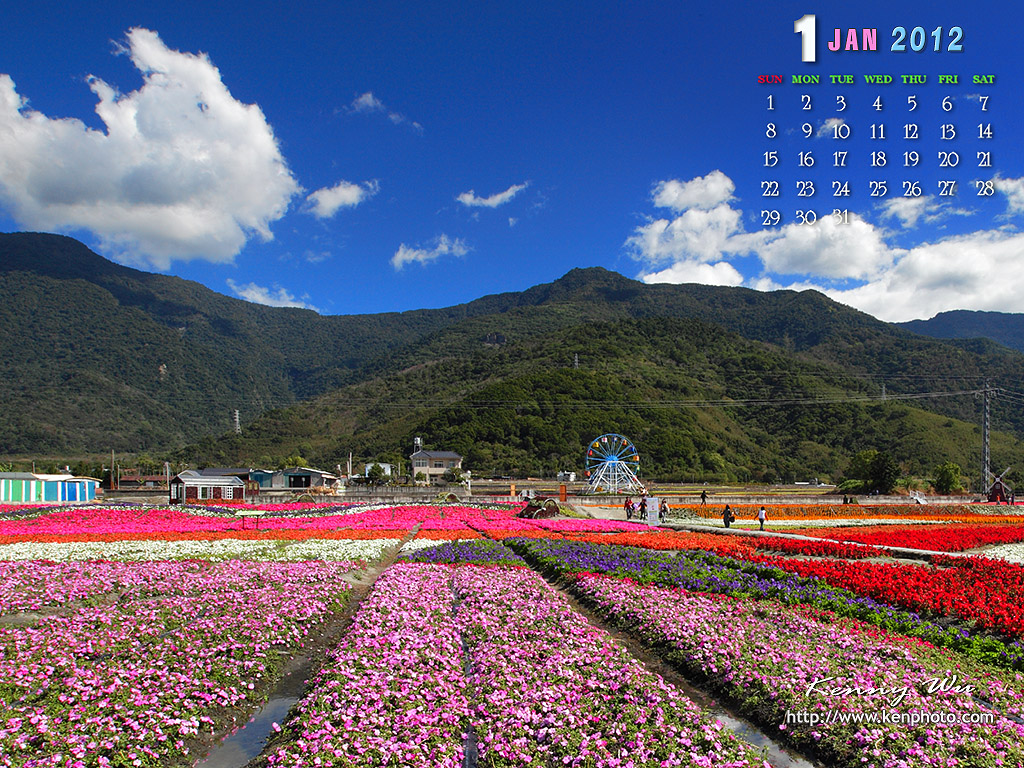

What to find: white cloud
left=226, top=279, right=319, bottom=311
left=457, top=182, right=529, bottom=208
left=817, top=117, right=844, bottom=138
left=821, top=230, right=1024, bottom=321
left=879, top=196, right=973, bottom=229
left=508, top=217, right=518, bottom=227
left=628, top=170, right=1024, bottom=322
left=306, top=179, right=378, bottom=218
left=994, top=174, right=1024, bottom=214
left=759, top=215, right=894, bottom=280
left=0, top=28, right=299, bottom=269
left=879, top=197, right=932, bottom=228
left=641, top=260, right=744, bottom=286
left=391, top=235, right=469, bottom=270
left=651, top=171, right=734, bottom=211
left=348, top=91, right=421, bottom=131
left=627, top=204, right=745, bottom=266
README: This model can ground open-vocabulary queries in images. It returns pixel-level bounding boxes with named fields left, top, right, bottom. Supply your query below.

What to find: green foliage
left=443, top=467, right=465, bottom=483
left=868, top=452, right=901, bottom=494
left=366, top=462, right=387, bottom=485
left=933, top=461, right=963, bottom=494
left=847, top=450, right=878, bottom=481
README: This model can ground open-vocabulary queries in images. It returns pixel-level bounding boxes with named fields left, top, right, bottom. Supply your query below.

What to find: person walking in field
left=757, top=506, right=767, bottom=531
left=722, top=504, right=734, bottom=529
left=700, top=489, right=708, bottom=507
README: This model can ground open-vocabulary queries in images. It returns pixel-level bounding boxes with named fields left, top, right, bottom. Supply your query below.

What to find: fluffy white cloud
left=306, top=179, right=378, bottom=218
left=879, top=196, right=931, bottom=228
left=641, top=260, right=744, bottom=286
left=0, top=28, right=299, bottom=269
left=651, top=171, right=733, bottom=211
left=759, top=215, right=894, bottom=280
left=822, top=230, right=1024, bottom=321
left=457, top=182, right=529, bottom=208
left=627, top=204, right=745, bottom=266
left=226, top=279, right=319, bottom=311
left=391, top=234, right=469, bottom=270
left=629, top=170, right=1024, bottom=322
left=994, top=174, right=1024, bottom=214
left=348, top=91, right=421, bottom=131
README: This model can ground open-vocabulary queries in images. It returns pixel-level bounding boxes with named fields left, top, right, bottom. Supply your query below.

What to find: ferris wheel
left=582, top=433, right=646, bottom=495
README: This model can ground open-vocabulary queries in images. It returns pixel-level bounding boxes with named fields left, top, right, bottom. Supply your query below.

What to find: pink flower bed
left=0, top=560, right=356, bottom=766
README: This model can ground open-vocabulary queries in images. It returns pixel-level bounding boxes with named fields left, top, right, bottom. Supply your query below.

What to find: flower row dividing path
left=505, top=537, right=1024, bottom=768
left=265, top=560, right=775, bottom=768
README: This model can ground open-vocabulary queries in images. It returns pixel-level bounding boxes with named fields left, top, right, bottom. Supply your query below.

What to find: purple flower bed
left=575, top=572, right=1024, bottom=768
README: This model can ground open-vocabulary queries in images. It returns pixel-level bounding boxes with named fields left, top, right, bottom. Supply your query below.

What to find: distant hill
left=899, top=311, right=1024, bottom=354
left=2, top=231, right=1022, bottom=485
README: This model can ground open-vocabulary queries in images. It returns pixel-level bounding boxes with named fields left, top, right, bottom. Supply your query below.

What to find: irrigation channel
left=193, top=538, right=818, bottom=768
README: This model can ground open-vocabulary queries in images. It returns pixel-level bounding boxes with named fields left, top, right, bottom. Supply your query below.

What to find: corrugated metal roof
left=0, top=472, right=38, bottom=480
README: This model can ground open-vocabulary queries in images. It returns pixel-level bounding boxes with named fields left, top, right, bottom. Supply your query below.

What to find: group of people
left=722, top=504, right=768, bottom=531
left=624, top=495, right=669, bottom=522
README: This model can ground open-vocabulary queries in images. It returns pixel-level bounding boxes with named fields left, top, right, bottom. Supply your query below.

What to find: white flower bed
left=0, top=537, right=400, bottom=562
left=978, top=542, right=1024, bottom=564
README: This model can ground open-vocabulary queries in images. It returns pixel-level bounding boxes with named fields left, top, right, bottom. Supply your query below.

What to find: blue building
left=0, top=473, right=99, bottom=503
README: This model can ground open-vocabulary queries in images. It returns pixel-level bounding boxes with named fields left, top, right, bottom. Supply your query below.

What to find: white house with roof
left=409, top=437, right=463, bottom=484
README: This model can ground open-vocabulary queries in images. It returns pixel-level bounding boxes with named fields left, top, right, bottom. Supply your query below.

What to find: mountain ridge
left=2, top=231, right=1022, bottom=484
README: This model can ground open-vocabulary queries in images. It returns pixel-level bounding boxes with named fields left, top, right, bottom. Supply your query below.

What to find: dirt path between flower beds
left=528, top=568, right=820, bottom=768
left=188, top=529, right=420, bottom=768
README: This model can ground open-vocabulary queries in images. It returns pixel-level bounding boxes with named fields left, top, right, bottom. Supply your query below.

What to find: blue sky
left=1, top=0, right=1021, bottom=321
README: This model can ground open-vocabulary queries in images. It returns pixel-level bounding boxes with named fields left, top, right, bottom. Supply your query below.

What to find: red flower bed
left=752, top=536, right=886, bottom=559
left=790, top=523, right=1024, bottom=552
left=564, top=531, right=755, bottom=558
left=753, top=554, right=1024, bottom=637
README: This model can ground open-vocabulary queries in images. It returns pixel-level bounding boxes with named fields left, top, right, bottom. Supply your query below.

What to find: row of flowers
left=792, top=522, right=1024, bottom=552
left=0, top=504, right=649, bottom=541
left=268, top=562, right=771, bottom=767
left=505, top=538, right=1024, bottom=670
left=573, top=572, right=1024, bottom=768
left=751, top=536, right=887, bottom=559
left=680, top=503, right=1023, bottom=521
left=754, top=553, right=1024, bottom=639
left=0, top=560, right=357, bottom=767
left=0, top=537, right=402, bottom=567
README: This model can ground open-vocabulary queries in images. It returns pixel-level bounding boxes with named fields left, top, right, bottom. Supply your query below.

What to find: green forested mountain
left=2, top=232, right=1022, bottom=484
left=899, top=310, right=1024, bottom=354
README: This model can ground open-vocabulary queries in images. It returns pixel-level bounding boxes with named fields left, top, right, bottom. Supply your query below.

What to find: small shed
left=283, top=467, right=339, bottom=489
left=170, top=470, right=246, bottom=503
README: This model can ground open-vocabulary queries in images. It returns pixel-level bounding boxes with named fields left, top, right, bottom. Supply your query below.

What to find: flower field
left=789, top=522, right=1024, bottom=552
left=3, top=502, right=1024, bottom=767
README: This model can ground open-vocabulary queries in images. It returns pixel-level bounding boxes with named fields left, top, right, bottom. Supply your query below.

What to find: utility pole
left=881, top=382, right=886, bottom=401
left=233, top=409, right=241, bottom=434
left=573, top=353, right=579, bottom=369
left=982, top=380, right=991, bottom=492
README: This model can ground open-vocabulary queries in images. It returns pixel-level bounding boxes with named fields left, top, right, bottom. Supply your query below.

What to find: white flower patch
left=280, top=538, right=400, bottom=562
left=977, top=543, right=1024, bottom=564
left=0, top=537, right=400, bottom=562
